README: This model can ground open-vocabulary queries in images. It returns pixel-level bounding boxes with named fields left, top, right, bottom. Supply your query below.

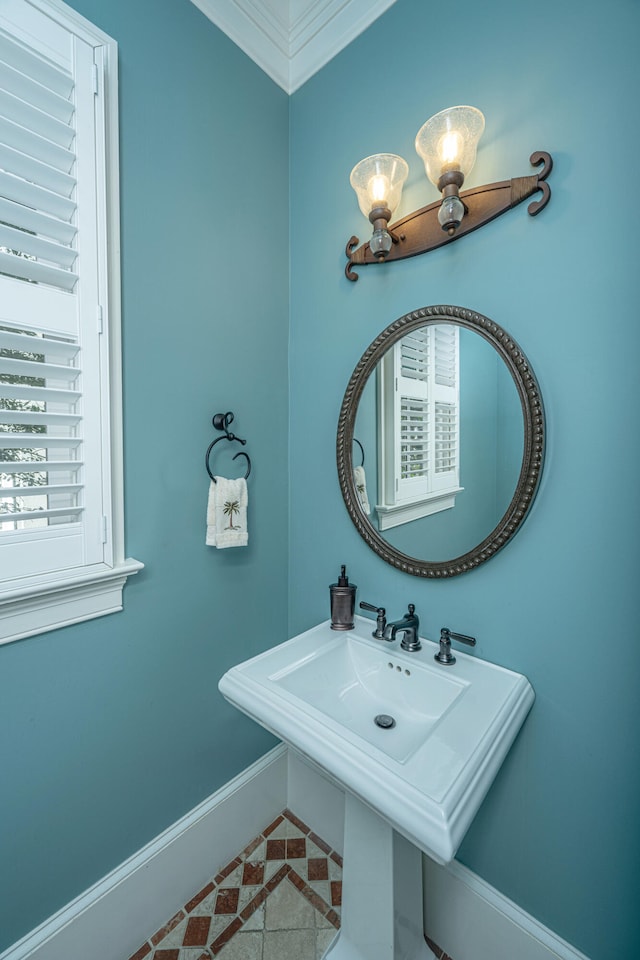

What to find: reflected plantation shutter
left=378, top=324, right=461, bottom=529
left=0, top=4, right=108, bottom=580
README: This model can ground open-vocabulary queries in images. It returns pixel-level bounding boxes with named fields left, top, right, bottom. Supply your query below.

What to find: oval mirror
left=337, top=305, right=545, bottom=577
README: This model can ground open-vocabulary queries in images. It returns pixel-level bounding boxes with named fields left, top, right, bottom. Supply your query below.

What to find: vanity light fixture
left=346, top=105, right=552, bottom=281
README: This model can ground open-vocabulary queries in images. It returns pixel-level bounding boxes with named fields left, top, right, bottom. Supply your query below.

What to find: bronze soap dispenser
left=330, top=564, right=356, bottom=630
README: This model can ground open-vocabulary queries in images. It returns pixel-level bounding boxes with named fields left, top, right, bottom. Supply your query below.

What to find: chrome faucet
left=383, top=604, right=421, bottom=652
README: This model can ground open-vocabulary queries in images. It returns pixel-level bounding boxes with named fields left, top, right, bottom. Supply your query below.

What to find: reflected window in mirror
left=377, top=326, right=462, bottom=530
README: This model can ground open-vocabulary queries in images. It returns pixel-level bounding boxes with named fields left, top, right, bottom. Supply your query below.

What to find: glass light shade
left=415, top=106, right=485, bottom=187
left=349, top=153, right=409, bottom=219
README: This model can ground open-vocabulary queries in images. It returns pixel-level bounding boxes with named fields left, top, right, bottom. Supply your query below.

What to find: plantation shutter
left=0, top=328, right=82, bottom=526
left=398, top=329, right=430, bottom=494
left=0, top=4, right=107, bottom=580
left=400, top=397, right=429, bottom=481
left=400, top=329, right=429, bottom=385
left=378, top=324, right=461, bottom=528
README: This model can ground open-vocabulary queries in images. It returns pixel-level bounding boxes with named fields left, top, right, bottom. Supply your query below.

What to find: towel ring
left=353, top=437, right=365, bottom=467
left=205, top=411, right=252, bottom=483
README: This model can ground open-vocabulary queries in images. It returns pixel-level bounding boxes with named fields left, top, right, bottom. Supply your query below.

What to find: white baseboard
left=424, top=858, right=590, bottom=960
left=2, top=744, right=589, bottom=960
left=0, top=744, right=288, bottom=960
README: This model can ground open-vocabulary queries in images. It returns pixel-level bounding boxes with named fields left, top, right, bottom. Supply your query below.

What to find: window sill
left=0, top=558, right=144, bottom=646
left=376, top=488, right=463, bottom=530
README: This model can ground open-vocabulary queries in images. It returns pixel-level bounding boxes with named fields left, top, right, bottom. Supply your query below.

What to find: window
left=376, top=325, right=462, bottom=530
left=0, top=0, right=141, bottom=644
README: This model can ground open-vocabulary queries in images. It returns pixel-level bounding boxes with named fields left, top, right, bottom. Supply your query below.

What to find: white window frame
left=376, top=326, right=463, bottom=531
left=0, top=0, right=142, bottom=645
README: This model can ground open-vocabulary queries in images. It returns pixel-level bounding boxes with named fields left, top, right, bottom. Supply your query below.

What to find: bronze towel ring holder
left=205, top=412, right=252, bottom=484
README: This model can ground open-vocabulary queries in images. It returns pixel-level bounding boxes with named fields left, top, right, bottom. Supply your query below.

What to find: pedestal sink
left=219, top=617, right=534, bottom=959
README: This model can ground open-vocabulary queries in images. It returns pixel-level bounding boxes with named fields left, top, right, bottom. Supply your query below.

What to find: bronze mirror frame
left=336, top=305, right=545, bottom=578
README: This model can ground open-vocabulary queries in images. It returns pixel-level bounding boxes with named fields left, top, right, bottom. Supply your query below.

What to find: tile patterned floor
left=127, top=809, right=343, bottom=960
left=127, top=807, right=452, bottom=960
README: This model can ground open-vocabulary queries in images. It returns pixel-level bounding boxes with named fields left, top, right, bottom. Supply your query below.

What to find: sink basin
left=273, top=630, right=465, bottom=764
left=219, top=616, right=534, bottom=865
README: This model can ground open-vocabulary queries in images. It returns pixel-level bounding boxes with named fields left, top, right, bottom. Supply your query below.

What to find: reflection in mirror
left=354, top=325, right=523, bottom=562
left=338, top=306, right=544, bottom=578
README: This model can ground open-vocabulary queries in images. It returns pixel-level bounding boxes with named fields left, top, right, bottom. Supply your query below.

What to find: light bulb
left=370, top=174, right=390, bottom=205
left=440, top=131, right=463, bottom=168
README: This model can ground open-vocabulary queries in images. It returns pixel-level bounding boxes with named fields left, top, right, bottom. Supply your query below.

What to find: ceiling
left=189, top=0, right=398, bottom=94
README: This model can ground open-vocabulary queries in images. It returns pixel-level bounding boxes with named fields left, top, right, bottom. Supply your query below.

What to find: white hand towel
left=206, top=477, right=248, bottom=548
left=206, top=481, right=217, bottom=545
left=353, top=465, right=370, bottom=515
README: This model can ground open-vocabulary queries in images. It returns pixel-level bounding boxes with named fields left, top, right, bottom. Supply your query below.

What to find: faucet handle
left=359, top=601, right=387, bottom=639
left=435, top=626, right=477, bottom=665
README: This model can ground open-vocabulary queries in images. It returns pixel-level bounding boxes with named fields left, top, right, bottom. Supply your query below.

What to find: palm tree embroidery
left=223, top=499, right=240, bottom=530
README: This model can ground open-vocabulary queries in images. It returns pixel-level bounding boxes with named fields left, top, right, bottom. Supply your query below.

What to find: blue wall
left=0, top=0, right=288, bottom=949
left=289, top=1, right=640, bottom=958
left=2, top=1, right=639, bottom=958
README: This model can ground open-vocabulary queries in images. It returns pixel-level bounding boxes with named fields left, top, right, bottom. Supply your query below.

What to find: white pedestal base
left=324, top=793, right=436, bottom=960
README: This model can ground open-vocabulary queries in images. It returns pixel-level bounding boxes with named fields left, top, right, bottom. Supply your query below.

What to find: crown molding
left=190, top=0, right=397, bottom=94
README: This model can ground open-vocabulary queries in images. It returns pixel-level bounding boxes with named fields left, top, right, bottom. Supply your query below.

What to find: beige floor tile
left=216, top=930, right=263, bottom=960
left=195, top=889, right=218, bottom=914
left=238, top=884, right=257, bottom=912
left=264, top=858, right=286, bottom=881
left=314, top=907, right=336, bottom=930
left=307, top=878, right=331, bottom=908
left=263, top=928, right=316, bottom=960
left=248, top=839, right=266, bottom=860
left=153, top=916, right=187, bottom=948
left=265, top=877, right=316, bottom=930
left=266, top=819, right=287, bottom=839
left=220, top=864, right=243, bottom=887
left=242, top=903, right=265, bottom=931
left=268, top=818, right=306, bottom=840
left=208, top=913, right=236, bottom=944
left=306, top=838, right=329, bottom=860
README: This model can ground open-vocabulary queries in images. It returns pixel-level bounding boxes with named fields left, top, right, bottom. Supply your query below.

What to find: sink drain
left=374, top=714, right=396, bottom=729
